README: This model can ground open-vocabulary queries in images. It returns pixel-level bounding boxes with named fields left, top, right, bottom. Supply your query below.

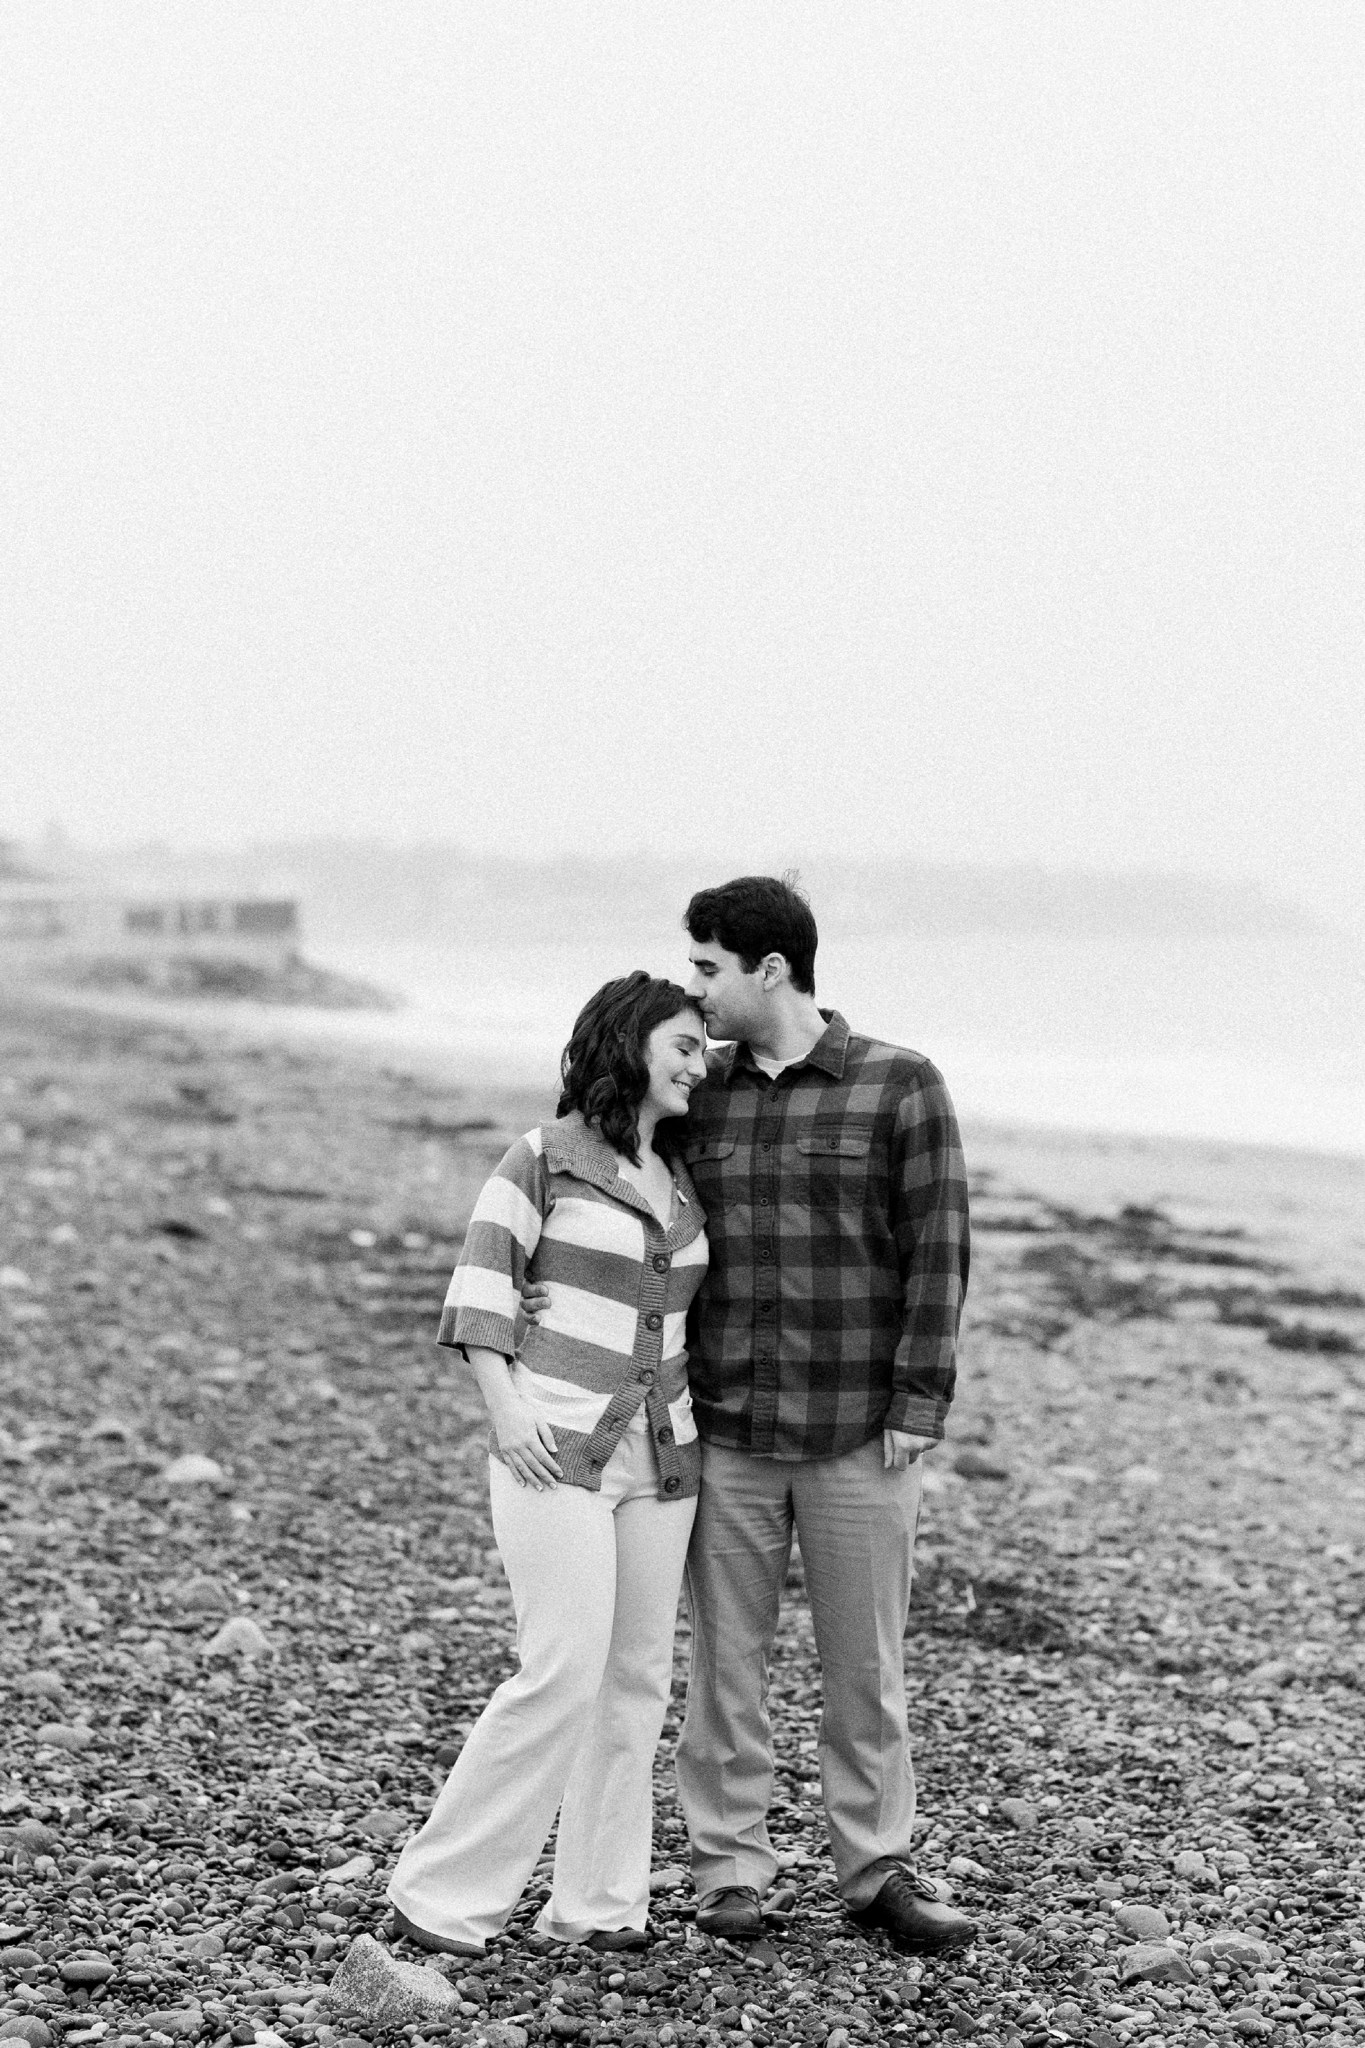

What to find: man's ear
left=760, top=952, right=790, bottom=990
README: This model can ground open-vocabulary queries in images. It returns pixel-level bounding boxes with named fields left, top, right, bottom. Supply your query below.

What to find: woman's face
left=642, top=1007, right=708, bottom=1123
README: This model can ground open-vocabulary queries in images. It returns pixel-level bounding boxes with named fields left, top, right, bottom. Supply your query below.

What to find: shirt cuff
left=882, top=1393, right=948, bottom=1440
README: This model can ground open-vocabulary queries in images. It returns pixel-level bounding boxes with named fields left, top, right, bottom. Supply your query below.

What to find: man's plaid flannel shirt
left=680, top=1010, right=969, bottom=1460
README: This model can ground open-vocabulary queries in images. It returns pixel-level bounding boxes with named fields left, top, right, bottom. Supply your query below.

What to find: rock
left=1051, top=2003, right=1087, bottom=2033
left=547, top=2021, right=582, bottom=2042
left=145, top=2009, right=203, bottom=2040
left=1192, top=1933, right=1273, bottom=1969
left=59, top=1956, right=115, bottom=1985
left=1247, top=1657, right=1295, bottom=1688
left=1119, top=1942, right=1193, bottom=1986
left=172, top=1575, right=230, bottom=1614
left=35, top=1722, right=95, bottom=1751
left=15, top=1819, right=59, bottom=1854
left=15, top=1671, right=64, bottom=1698
left=1228, top=2008, right=1272, bottom=2038
left=954, top=1447, right=1010, bottom=1481
left=84, top=1414, right=137, bottom=1443
left=204, top=1616, right=270, bottom=1660
left=0, top=1948, right=43, bottom=1967
left=322, top=1854, right=375, bottom=1887
left=162, top=1454, right=226, bottom=1486
left=648, top=1866, right=687, bottom=1893
left=0, top=2021, right=54, bottom=2047
left=355, top=1807, right=408, bottom=1844
left=472, top=2028, right=528, bottom=2048
left=324, top=1932, right=459, bottom=2025
left=1115, top=1904, right=1171, bottom=1941
left=998, top=1798, right=1038, bottom=1831
left=1222, top=1718, right=1261, bottom=1747
left=184, top=1932, right=225, bottom=1959
left=1173, top=1850, right=1214, bottom=1881
left=947, top=1856, right=993, bottom=1881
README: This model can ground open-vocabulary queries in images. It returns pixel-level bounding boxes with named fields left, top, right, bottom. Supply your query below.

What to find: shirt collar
left=716, top=1009, right=850, bottom=1084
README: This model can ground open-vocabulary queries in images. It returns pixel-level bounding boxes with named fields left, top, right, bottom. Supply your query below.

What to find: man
left=674, top=874, right=972, bottom=1953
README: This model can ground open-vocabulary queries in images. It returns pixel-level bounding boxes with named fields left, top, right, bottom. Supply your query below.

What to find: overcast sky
left=4, top=4, right=1362, bottom=922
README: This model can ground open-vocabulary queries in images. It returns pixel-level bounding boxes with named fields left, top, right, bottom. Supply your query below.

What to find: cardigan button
left=652, top=1253, right=669, bottom=1272
left=663, top=1476, right=681, bottom=1494
left=644, top=1312, right=663, bottom=1331
left=656, top=1425, right=673, bottom=1445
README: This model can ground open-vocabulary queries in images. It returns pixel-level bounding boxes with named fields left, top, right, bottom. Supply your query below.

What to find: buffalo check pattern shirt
left=437, top=1111, right=709, bottom=1500
left=681, top=1010, right=969, bottom=1461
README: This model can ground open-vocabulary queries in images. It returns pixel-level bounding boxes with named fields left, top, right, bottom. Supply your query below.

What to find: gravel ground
left=2, top=994, right=1364, bottom=2048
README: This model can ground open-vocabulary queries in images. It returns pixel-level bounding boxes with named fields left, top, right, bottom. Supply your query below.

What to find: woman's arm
left=465, top=1344, right=562, bottom=1491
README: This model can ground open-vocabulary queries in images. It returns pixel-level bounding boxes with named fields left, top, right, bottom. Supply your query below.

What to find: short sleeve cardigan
left=437, top=1111, right=709, bottom=1500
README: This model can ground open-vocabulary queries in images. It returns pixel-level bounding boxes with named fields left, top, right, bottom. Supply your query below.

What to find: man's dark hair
left=558, top=971, right=703, bottom=1165
left=684, top=874, right=818, bottom=996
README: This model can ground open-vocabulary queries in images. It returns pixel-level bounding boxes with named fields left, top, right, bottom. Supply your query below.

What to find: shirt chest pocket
left=682, top=1134, right=737, bottom=1212
left=795, top=1123, right=874, bottom=1205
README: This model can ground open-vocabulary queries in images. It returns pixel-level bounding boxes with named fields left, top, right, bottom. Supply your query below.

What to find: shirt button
left=762, top=1142, right=772, bottom=1152
left=652, top=1253, right=669, bottom=1272
left=663, top=1476, right=681, bottom=1494
left=759, top=1249, right=772, bottom=1262
left=645, top=1311, right=663, bottom=1331
left=656, top=1425, right=674, bottom=1444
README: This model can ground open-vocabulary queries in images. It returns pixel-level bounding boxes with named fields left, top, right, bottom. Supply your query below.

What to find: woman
left=386, top=972, right=710, bottom=1956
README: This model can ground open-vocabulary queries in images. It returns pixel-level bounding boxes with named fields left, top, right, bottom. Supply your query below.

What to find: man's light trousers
left=677, top=1433, right=923, bottom=1910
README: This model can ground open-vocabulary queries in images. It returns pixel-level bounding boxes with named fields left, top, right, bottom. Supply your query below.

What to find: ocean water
left=298, top=923, right=1365, bottom=1160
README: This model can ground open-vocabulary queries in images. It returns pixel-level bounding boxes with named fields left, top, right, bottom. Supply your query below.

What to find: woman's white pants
left=386, top=1421, right=696, bottom=1950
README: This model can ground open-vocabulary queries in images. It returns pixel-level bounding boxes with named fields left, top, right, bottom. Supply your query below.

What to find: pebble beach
left=2, top=988, right=1364, bottom=2048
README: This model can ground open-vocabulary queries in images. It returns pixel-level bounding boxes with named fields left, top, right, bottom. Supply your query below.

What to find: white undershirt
left=751, top=1053, right=800, bottom=1080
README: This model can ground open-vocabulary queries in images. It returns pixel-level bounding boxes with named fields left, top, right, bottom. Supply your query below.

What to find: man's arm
left=884, top=1059, right=970, bottom=1443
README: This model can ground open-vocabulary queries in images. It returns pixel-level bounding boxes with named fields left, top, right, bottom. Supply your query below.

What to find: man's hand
left=884, top=1429, right=935, bottom=1470
left=520, top=1280, right=551, bottom=1325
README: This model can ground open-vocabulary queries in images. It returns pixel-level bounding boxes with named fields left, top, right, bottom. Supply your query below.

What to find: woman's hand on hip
left=491, top=1393, right=562, bottom=1490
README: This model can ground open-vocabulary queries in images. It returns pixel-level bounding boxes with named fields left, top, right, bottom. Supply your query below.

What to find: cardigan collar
left=542, top=1111, right=701, bottom=1234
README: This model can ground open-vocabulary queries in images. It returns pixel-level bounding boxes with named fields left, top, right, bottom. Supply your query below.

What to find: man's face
left=686, top=939, right=764, bottom=1043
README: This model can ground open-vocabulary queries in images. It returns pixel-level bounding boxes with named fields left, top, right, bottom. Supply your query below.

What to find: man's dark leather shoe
left=695, top=1885, right=765, bottom=1941
left=848, top=1865, right=976, bottom=1953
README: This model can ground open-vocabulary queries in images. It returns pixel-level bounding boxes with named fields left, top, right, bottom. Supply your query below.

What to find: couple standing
left=386, top=875, right=974, bottom=1958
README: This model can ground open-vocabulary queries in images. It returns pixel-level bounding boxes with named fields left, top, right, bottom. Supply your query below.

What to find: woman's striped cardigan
left=438, top=1111, right=709, bottom=1500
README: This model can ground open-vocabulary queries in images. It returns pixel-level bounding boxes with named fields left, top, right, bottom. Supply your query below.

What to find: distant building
left=0, top=888, right=300, bottom=971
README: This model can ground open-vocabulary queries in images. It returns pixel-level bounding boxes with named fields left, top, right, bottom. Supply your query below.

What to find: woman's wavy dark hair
left=557, top=971, right=704, bottom=1165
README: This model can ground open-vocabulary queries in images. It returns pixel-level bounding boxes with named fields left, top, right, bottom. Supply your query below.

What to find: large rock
left=204, top=1615, right=270, bottom=1660
left=1116, top=1903, right=1171, bottom=1941
left=1222, top=1718, right=1261, bottom=1747
left=1193, top=1932, right=1273, bottom=1969
left=0, top=2020, right=54, bottom=2047
left=355, top=1807, right=409, bottom=1844
left=1120, top=1942, right=1193, bottom=1986
left=162, top=1454, right=226, bottom=1486
left=35, top=1723, right=94, bottom=1752
left=325, top=1933, right=459, bottom=2025
left=143, top=2008, right=203, bottom=2040
left=998, top=1798, right=1038, bottom=1831
left=58, top=1956, right=115, bottom=1986
left=15, top=1672, right=64, bottom=1699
